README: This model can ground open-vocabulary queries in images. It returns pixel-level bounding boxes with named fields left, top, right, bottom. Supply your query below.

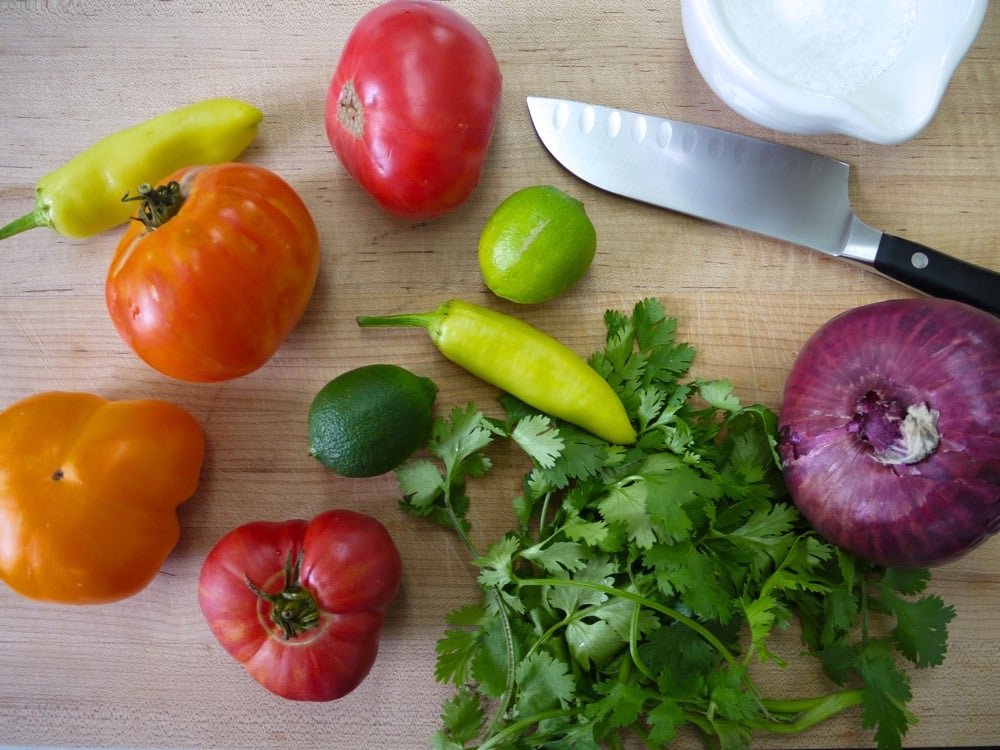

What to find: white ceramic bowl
left=681, top=0, right=988, bottom=144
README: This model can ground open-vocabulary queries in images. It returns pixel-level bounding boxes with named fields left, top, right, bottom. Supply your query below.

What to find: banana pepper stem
left=0, top=205, right=50, bottom=240
left=245, top=551, right=320, bottom=640
left=356, top=312, right=436, bottom=328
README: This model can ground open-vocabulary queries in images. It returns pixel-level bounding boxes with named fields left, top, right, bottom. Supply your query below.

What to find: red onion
left=778, top=298, right=1000, bottom=567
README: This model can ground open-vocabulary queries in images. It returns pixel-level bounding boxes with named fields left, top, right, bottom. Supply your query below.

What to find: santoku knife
left=527, top=96, right=999, bottom=316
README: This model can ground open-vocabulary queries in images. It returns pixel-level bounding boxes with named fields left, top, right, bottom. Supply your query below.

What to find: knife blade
left=527, top=96, right=999, bottom=316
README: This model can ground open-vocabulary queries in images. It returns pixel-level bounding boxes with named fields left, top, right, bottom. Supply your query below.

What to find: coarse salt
left=719, top=0, right=920, bottom=96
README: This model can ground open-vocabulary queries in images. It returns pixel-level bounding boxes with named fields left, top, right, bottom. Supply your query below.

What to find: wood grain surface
left=1, top=2, right=997, bottom=748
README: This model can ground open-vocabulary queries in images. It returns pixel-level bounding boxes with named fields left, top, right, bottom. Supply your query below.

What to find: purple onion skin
left=778, top=298, right=1000, bottom=568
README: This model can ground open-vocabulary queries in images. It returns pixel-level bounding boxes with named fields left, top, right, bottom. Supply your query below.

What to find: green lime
left=478, top=185, right=597, bottom=304
left=308, top=364, right=437, bottom=478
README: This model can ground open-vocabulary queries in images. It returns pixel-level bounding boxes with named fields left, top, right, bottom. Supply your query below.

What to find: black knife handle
left=874, top=233, right=999, bottom=316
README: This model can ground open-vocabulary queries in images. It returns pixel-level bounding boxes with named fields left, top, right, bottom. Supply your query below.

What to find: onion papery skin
left=778, top=298, right=1000, bottom=567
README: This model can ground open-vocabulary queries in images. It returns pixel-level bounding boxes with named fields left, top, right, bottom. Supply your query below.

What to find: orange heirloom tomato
left=106, top=162, right=320, bottom=383
left=0, top=392, right=205, bottom=604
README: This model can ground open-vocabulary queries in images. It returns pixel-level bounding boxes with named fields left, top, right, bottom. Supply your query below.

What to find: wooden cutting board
left=0, top=2, right=997, bottom=748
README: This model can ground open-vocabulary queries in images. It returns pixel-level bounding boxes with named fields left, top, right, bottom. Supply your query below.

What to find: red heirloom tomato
left=325, top=0, right=502, bottom=220
left=106, top=163, right=320, bottom=382
left=198, top=509, right=403, bottom=701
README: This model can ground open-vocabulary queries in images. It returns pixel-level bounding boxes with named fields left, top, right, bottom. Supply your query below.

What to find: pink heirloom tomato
left=198, top=510, right=403, bottom=701
left=325, top=0, right=503, bottom=221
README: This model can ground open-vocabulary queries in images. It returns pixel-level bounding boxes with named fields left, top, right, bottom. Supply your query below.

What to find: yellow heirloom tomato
left=0, top=391, right=205, bottom=604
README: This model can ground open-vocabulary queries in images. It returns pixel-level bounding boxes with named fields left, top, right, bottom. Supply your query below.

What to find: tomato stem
left=337, top=80, right=365, bottom=139
left=245, top=551, right=321, bottom=640
left=121, top=180, right=184, bottom=231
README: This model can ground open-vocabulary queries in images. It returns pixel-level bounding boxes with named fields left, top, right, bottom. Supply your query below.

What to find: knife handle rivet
left=910, top=252, right=929, bottom=270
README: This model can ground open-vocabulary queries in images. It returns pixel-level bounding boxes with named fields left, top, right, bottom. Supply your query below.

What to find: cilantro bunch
left=397, top=299, right=954, bottom=750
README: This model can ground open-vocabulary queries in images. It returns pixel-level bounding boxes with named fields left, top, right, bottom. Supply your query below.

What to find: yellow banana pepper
left=358, top=300, right=638, bottom=445
left=0, top=97, right=262, bottom=240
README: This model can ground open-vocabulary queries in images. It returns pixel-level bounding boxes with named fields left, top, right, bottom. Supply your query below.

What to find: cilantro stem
left=484, top=589, right=518, bottom=737
left=754, top=689, right=865, bottom=734
left=628, top=596, right=657, bottom=683
left=537, top=491, right=555, bottom=535
left=742, top=533, right=808, bottom=669
left=860, top=575, right=871, bottom=645
left=524, top=610, right=575, bottom=662
left=514, top=575, right=740, bottom=670
left=438, top=460, right=518, bottom=739
left=475, top=708, right=575, bottom=750
left=443, top=490, right=480, bottom=559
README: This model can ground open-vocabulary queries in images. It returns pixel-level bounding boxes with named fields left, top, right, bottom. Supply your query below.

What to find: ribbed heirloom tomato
left=325, top=0, right=502, bottom=220
left=106, top=162, right=320, bottom=382
left=198, top=510, right=402, bottom=701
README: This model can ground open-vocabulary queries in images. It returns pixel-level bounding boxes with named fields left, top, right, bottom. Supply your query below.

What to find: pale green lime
left=478, top=185, right=597, bottom=304
left=308, top=364, right=436, bottom=478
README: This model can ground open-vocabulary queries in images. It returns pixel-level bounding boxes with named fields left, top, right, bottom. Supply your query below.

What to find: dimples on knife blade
left=526, top=96, right=864, bottom=256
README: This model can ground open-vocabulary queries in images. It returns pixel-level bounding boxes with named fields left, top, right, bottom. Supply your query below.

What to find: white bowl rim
left=681, top=0, right=989, bottom=143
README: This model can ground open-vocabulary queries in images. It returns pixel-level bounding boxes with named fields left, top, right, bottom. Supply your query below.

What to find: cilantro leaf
left=597, top=481, right=658, bottom=549
left=428, top=729, right=465, bottom=750
left=698, top=378, right=743, bottom=413
left=871, top=584, right=955, bottom=668
left=708, top=664, right=760, bottom=722
left=566, top=594, right=659, bottom=670
left=587, top=679, right=651, bottom=729
left=646, top=697, right=685, bottom=745
left=857, top=645, right=915, bottom=750
left=560, top=508, right=609, bottom=547
left=547, top=555, right=615, bottom=616
left=432, top=403, right=501, bottom=478
left=740, top=593, right=786, bottom=665
left=474, top=535, right=520, bottom=589
left=631, top=297, right=670, bottom=350
left=530, top=424, right=612, bottom=491
left=565, top=617, right=622, bottom=670
left=520, top=540, right=587, bottom=576
left=645, top=623, right=719, bottom=700
left=470, top=611, right=514, bottom=699
left=510, top=413, right=563, bottom=469
left=880, top=566, right=931, bottom=596
left=396, top=459, right=444, bottom=511
left=644, top=540, right=735, bottom=622
left=512, top=651, right=576, bottom=718
left=435, top=603, right=486, bottom=685
left=436, top=687, right=483, bottom=747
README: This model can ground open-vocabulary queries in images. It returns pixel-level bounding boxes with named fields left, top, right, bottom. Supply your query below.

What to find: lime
left=478, top=185, right=597, bottom=304
left=308, top=364, right=437, bottom=478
